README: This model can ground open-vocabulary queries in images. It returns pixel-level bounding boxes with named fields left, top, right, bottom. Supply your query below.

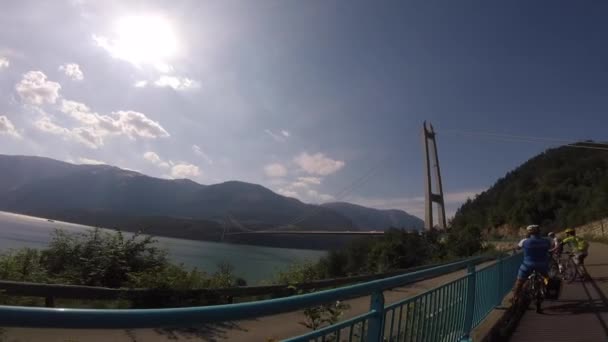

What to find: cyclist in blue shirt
left=512, top=224, right=551, bottom=302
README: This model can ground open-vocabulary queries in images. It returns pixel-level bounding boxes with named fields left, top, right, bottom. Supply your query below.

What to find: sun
left=106, top=15, right=178, bottom=72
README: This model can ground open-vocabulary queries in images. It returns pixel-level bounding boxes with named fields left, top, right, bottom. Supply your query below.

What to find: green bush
left=276, top=261, right=323, bottom=285
left=444, top=225, right=484, bottom=258
left=278, top=228, right=469, bottom=285
left=41, top=228, right=168, bottom=287
left=0, top=248, right=48, bottom=283
left=0, top=228, right=245, bottom=308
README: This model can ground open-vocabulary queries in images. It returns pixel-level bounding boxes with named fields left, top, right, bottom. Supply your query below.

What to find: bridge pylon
left=422, top=121, right=447, bottom=230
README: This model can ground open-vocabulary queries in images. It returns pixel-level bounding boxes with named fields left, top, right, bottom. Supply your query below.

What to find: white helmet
left=548, top=232, right=555, bottom=238
left=526, top=225, right=540, bottom=234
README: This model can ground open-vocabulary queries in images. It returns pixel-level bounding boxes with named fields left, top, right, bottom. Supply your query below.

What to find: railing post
left=367, top=290, right=385, bottom=342
left=460, top=264, right=476, bottom=342
left=496, top=255, right=504, bottom=307
left=45, top=296, right=55, bottom=308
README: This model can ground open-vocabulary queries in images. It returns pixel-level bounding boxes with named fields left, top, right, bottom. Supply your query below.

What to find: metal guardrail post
left=366, top=290, right=385, bottom=341
left=460, top=263, right=476, bottom=342
left=45, top=296, right=54, bottom=308
left=496, top=255, right=504, bottom=306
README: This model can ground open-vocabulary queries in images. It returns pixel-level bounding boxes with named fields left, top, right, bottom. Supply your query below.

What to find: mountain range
left=0, top=155, right=423, bottom=243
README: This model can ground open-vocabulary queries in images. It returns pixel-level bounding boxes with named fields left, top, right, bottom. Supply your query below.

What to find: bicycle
left=561, top=252, right=585, bottom=283
left=525, top=270, right=547, bottom=313
left=548, top=252, right=563, bottom=278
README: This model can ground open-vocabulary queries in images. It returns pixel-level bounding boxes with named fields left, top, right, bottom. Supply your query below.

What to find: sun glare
left=110, top=15, right=178, bottom=72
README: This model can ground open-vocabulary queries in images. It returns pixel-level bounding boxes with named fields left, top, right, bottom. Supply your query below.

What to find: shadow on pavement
left=582, top=278, right=608, bottom=338
left=150, top=321, right=251, bottom=342
left=588, top=276, right=608, bottom=283
left=543, top=299, right=608, bottom=315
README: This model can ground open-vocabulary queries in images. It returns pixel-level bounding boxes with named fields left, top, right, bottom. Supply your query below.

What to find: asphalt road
left=510, top=242, right=608, bottom=342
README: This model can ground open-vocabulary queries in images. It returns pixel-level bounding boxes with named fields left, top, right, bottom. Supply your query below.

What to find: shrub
left=0, top=228, right=244, bottom=308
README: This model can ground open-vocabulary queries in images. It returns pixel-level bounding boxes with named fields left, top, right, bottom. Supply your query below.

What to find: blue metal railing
left=0, top=253, right=522, bottom=341
left=285, top=253, right=522, bottom=342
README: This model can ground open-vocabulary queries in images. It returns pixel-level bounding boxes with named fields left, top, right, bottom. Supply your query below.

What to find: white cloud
left=78, top=157, right=105, bottom=165
left=143, top=151, right=170, bottom=168
left=192, top=145, right=213, bottom=164
left=59, top=63, right=84, bottom=81
left=294, top=152, right=345, bottom=176
left=306, top=189, right=334, bottom=203
left=34, top=116, right=70, bottom=135
left=143, top=151, right=162, bottom=164
left=290, top=181, right=309, bottom=188
left=0, top=57, right=9, bottom=69
left=60, top=100, right=98, bottom=125
left=134, top=80, right=148, bottom=88
left=283, top=177, right=322, bottom=190
left=154, top=76, right=198, bottom=90
left=298, top=177, right=322, bottom=185
left=275, top=187, right=334, bottom=203
left=171, top=163, right=201, bottom=179
left=113, top=110, right=170, bottom=139
left=265, top=129, right=290, bottom=142
left=264, top=163, right=287, bottom=177
left=0, top=116, right=20, bottom=138
left=33, top=115, right=103, bottom=149
left=277, top=188, right=298, bottom=198
left=60, top=100, right=170, bottom=141
left=273, top=174, right=333, bottom=203
left=15, top=71, right=61, bottom=105
left=72, top=127, right=104, bottom=148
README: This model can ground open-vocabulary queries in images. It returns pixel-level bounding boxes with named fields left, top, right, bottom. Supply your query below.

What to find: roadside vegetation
left=0, top=228, right=245, bottom=307
left=451, top=144, right=608, bottom=235
left=277, top=227, right=484, bottom=283
left=0, top=224, right=484, bottom=310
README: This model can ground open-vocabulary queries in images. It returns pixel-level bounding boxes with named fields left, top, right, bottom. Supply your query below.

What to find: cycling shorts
left=518, top=262, right=548, bottom=280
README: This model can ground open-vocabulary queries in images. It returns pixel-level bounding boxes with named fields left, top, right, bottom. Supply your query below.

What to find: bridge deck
left=510, top=242, right=608, bottom=342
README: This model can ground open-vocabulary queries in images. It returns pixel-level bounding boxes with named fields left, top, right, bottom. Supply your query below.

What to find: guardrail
left=0, top=254, right=521, bottom=341
left=0, top=259, right=478, bottom=308
left=284, top=253, right=522, bottom=342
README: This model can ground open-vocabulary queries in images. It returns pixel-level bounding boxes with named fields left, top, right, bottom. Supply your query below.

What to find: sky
left=1, top=1, right=607, bottom=219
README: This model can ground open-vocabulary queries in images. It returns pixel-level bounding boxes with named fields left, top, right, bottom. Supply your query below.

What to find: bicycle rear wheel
left=536, top=294, right=543, bottom=313
left=562, top=258, right=578, bottom=283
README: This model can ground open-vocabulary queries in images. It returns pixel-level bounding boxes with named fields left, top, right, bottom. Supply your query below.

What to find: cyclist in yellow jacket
left=561, top=228, right=590, bottom=280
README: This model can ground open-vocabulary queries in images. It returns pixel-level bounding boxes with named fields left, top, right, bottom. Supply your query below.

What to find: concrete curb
left=472, top=292, right=529, bottom=342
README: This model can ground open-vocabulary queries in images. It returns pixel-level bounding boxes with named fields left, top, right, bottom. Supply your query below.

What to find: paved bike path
left=510, top=242, right=608, bottom=342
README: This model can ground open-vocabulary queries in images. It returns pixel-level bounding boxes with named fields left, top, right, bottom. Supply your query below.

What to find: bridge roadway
left=510, top=242, right=608, bottom=342
left=225, top=230, right=385, bottom=236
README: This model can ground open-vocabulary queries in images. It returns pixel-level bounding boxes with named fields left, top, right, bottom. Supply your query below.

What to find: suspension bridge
left=1, top=123, right=607, bottom=341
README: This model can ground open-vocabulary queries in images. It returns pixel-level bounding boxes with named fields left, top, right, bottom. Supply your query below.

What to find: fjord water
left=0, top=211, right=326, bottom=284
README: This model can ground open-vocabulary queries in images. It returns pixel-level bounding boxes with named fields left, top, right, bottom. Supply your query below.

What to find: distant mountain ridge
left=322, top=202, right=423, bottom=230
left=0, top=154, right=423, bottom=242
